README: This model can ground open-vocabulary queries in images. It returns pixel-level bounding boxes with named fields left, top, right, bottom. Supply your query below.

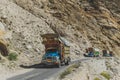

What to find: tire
left=65, top=57, right=70, bottom=65
left=65, top=59, right=69, bottom=65
left=61, top=62, right=65, bottom=66
left=56, top=61, right=61, bottom=68
left=65, top=61, right=69, bottom=65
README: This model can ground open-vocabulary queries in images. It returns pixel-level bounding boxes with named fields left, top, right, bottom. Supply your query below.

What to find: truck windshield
left=47, top=57, right=52, bottom=59
left=47, top=49, right=57, bottom=53
left=53, top=57, right=57, bottom=60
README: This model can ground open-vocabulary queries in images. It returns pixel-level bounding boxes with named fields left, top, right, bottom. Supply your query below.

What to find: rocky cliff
left=0, top=0, right=120, bottom=63
left=60, top=58, right=120, bottom=80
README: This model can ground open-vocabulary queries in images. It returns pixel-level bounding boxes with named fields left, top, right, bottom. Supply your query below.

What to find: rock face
left=12, top=0, right=120, bottom=56
left=0, top=0, right=54, bottom=63
left=0, top=0, right=119, bottom=80
left=87, top=59, right=107, bottom=75
left=0, top=0, right=120, bottom=62
left=61, top=58, right=120, bottom=80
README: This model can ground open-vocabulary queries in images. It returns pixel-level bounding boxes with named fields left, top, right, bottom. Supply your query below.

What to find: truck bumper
left=41, top=62, right=59, bottom=66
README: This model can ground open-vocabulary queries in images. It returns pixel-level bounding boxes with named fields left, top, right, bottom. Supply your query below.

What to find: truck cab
left=41, top=48, right=61, bottom=67
left=41, top=34, right=71, bottom=68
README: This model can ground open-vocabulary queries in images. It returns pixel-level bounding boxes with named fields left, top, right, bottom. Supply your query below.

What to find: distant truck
left=41, top=34, right=71, bottom=68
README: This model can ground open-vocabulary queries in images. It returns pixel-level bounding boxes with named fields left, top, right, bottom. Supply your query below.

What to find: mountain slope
left=0, top=0, right=119, bottom=63
left=0, top=0, right=54, bottom=63
left=12, top=0, right=120, bottom=56
left=0, top=0, right=120, bottom=80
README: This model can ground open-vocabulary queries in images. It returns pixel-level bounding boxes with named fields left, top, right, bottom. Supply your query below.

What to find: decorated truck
left=41, top=34, right=71, bottom=68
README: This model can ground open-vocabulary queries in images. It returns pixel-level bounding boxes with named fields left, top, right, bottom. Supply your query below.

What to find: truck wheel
left=65, top=61, right=69, bottom=65
left=56, top=64, right=61, bottom=68
left=65, top=58, right=70, bottom=65
left=61, top=62, right=65, bottom=66
left=56, top=61, right=61, bottom=68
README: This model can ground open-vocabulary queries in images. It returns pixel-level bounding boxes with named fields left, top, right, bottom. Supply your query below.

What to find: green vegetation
left=8, top=53, right=18, bottom=61
left=71, top=63, right=80, bottom=68
left=94, top=77, right=100, bottom=80
left=60, top=63, right=80, bottom=79
left=100, top=71, right=111, bottom=80
left=60, top=68, right=71, bottom=79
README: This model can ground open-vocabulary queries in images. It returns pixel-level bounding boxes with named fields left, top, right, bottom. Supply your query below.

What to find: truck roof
left=41, top=33, right=71, bottom=47
left=41, top=33, right=59, bottom=38
left=59, top=37, right=71, bottom=47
